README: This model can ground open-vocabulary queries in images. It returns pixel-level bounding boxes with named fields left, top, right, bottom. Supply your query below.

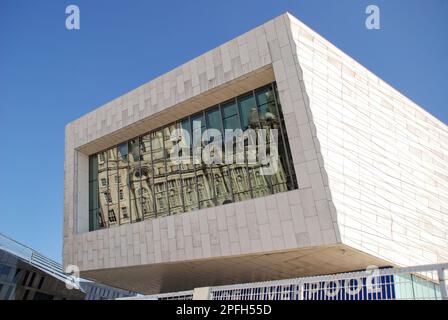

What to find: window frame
left=88, top=82, right=298, bottom=231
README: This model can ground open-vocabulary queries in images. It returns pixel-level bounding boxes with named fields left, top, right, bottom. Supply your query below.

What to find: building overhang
left=81, top=244, right=391, bottom=294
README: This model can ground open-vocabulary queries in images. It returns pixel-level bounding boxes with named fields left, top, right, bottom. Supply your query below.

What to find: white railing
left=118, top=290, right=194, bottom=300
left=0, top=232, right=79, bottom=289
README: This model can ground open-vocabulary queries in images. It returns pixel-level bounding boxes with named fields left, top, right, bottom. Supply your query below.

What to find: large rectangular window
left=88, top=82, right=298, bottom=231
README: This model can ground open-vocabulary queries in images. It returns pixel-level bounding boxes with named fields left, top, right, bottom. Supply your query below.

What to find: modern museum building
left=63, top=13, right=448, bottom=295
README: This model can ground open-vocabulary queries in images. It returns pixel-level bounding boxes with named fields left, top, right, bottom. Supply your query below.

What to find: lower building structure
left=0, top=233, right=138, bottom=300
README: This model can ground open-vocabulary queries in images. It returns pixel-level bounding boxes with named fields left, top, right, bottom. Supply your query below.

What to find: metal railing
left=118, top=290, right=194, bottom=300
left=155, top=291, right=194, bottom=300
left=0, top=232, right=79, bottom=289
left=210, top=263, right=448, bottom=300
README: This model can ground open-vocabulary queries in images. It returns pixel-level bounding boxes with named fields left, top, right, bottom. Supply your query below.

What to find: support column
left=193, top=287, right=211, bottom=300
left=438, top=268, right=448, bottom=300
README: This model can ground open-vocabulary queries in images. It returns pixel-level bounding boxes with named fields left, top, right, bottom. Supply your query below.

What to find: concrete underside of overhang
left=81, top=244, right=392, bottom=294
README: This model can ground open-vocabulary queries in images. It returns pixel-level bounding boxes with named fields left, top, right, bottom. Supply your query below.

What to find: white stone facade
left=64, top=13, right=448, bottom=293
left=287, top=15, right=448, bottom=266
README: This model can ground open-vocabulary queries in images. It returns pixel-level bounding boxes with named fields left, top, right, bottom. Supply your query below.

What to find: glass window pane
left=229, top=164, right=251, bottom=202
left=118, top=143, right=128, bottom=160
left=221, top=100, right=240, bottom=131
left=191, top=113, right=205, bottom=153
left=182, top=174, right=198, bottom=212
left=97, top=151, right=108, bottom=229
left=213, top=165, right=233, bottom=205
left=107, top=148, right=119, bottom=226
left=164, top=124, right=183, bottom=215
left=205, top=108, right=232, bottom=205
left=89, top=155, right=100, bottom=231
left=270, top=134, right=289, bottom=194
left=151, top=130, right=166, bottom=175
left=249, top=165, right=272, bottom=199
left=89, top=155, right=98, bottom=182
left=140, top=135, right=155, bottom=220
left=179, top=118, right=193, bottom=172
left=167, top=178, right=183, bottom=214
left=154, top=181, right=168, bottom=217
left=117, top=143, right=131, bottom=224
left=223, top=116, right=240, bottom=131
left=196, top=168, right=214, bottom=209
left=180, top=119, right=199, bottom=212
left=205, top=107, right=222, bottom=136
left=256, top=86, right=279, bottom=128
left=222, top=100, right=237, bottom=118
left=191, top=114, right=214, bottom=208
left=89, top=179, right=99, bottom=211
left=128, top=139, right=142, bottom=222
left=139, top=185, right=152, bottom=219
left=164, top=124, right=180, bottom=169
left=238, top=93, right=259, bottom=130
left=151, top=130, right=168, bottom=217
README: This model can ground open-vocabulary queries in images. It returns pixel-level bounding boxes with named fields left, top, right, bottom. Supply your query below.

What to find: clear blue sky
left=0, top=0, right=446, bottom=262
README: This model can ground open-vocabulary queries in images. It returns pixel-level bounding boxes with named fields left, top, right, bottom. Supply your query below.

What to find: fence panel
left=210, top=263, right=448, bottom=300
